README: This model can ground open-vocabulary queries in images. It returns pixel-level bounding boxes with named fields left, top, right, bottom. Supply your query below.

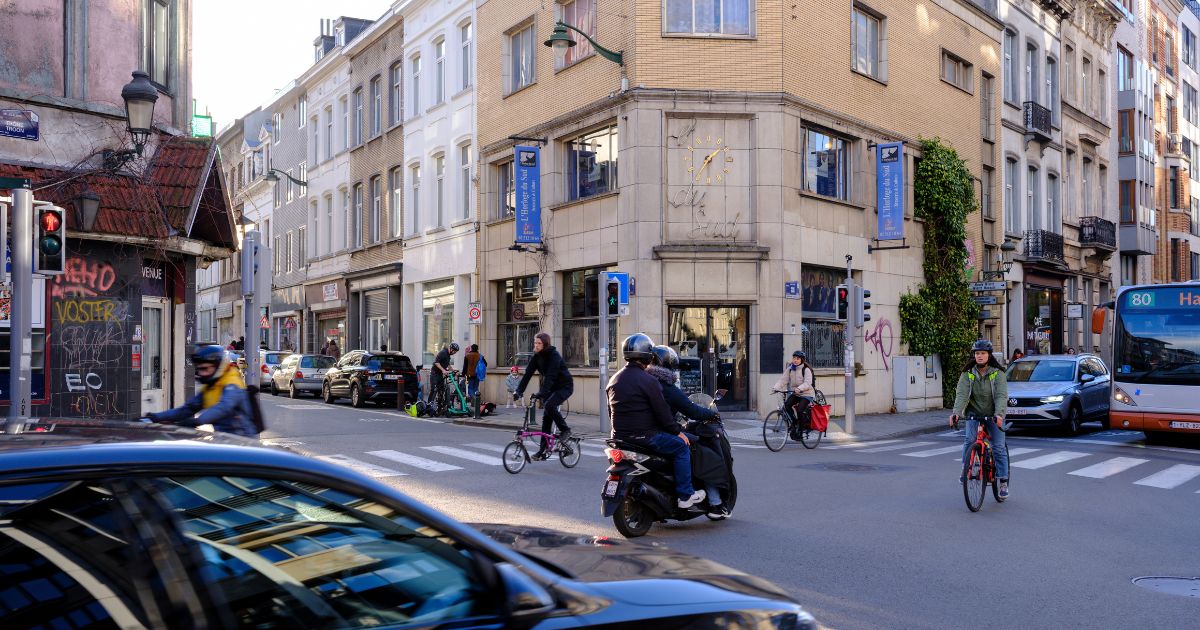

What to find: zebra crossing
left=315, top=439, right=613, bottom=477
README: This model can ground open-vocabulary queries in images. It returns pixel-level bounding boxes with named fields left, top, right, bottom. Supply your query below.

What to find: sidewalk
left=454, top=405, right=949, bottom=443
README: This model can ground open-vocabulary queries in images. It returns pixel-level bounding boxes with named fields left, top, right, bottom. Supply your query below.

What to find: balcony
left=1023, top=229, right=1064, bottom=263
left=1079, top=216, right=1117, bottom=251
left=1168, top=133, right=1191, bottom=161
left=1023, top=101, right=1053, bottom=141
left=1120, top=222, right=1159, bottom=256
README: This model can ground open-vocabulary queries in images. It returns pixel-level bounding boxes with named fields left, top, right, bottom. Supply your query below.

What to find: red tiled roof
left=150, top=136, right=216, bottom=231
left=0, top=163, right=169, bottom=239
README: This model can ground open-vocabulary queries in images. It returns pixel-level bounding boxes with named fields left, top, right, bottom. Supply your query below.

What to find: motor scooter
left=602, top=390, right=737, bottom=538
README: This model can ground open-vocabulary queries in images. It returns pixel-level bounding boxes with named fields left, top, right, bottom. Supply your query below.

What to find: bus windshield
left=1114, top=286, right=1200, bottom=386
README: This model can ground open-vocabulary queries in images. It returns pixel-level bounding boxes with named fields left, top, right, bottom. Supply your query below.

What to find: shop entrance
left=666, top=306, right=750, bottom=409
left=1023, top=285, right=1063, bottom=355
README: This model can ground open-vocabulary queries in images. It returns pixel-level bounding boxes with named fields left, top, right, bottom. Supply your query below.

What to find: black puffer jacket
left=607, top=363, right=681, bottom=440
left=646, top=365, right=717, bottom=423
left=516, top=345, right=573, bottom=398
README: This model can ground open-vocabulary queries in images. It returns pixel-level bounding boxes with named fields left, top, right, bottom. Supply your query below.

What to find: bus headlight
left=1113, top=386, right=1136, bottom=407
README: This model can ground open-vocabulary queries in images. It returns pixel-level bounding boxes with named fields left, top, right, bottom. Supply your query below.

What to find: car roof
left=1013, top=354, right=1096, bottom=361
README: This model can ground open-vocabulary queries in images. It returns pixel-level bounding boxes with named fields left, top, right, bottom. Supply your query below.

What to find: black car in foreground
left=0, top=419, right=816, bottom=629
left=322, top=350, right=419, bottom=407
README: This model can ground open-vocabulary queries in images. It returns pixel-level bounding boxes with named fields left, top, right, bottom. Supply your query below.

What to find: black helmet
left=622, top=333, right=655, bottom=363
left=971, top=339, right=994, bottom=353
left=449, top=342, right=460, bottom=352
left=792, top=350, right=806, bottom=360
left=192, top=345, right=231, bottom=384
left=651, top=345, right=679, bottom=371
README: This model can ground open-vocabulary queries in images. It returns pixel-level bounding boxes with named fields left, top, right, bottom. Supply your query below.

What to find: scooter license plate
left=603, top=480, right=619, bottom=498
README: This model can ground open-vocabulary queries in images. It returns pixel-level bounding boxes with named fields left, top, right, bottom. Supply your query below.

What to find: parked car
left=0, top=419, right=817, bottom=629
left=1005, top=353, right=1111, bottom=434
left=270, top=353, right=336, bottom=397
left=322, top=350, right=419, bottom=408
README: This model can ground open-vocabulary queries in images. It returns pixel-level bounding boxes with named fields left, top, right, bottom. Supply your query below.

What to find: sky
left=193, top=0, right=390, bottom=132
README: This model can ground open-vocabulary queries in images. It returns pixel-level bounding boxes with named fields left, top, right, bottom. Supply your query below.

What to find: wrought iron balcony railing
left=1023, top=101, right=1053, bottom=139
left=1079, top=216, right=1117, bottom=250
left=1023, top=229, right=1064, bottom=263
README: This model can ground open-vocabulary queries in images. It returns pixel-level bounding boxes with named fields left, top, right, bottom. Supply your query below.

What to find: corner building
left=476, top=0, right=1003, bottom=415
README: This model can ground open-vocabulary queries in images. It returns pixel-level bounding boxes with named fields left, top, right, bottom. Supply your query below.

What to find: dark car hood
left=473, top=524, right=795, bottom=605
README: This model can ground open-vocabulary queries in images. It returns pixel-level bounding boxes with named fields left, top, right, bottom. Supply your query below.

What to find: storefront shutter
left=365, top=290, right=389, bottom=318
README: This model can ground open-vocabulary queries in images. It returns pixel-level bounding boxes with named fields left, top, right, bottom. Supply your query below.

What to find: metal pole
left=242, top=230, right=260, bottom=390
left=844, top=255, right=855, bottom=435
left=6, top=185, right=33, bottom=430
left=597, top=271, right=610, bottom=436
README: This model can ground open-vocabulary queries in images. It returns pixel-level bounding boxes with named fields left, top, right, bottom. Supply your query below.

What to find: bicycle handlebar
left=951, top=414, right=1011, bottom=432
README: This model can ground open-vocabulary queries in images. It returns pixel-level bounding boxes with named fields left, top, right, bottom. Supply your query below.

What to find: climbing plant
left=899, top=138, right=980, bottom=405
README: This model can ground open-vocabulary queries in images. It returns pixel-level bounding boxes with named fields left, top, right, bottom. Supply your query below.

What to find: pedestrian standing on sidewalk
left=463, top=344, right=482, bottom=399
left=505, top=366, right=521, bottom=408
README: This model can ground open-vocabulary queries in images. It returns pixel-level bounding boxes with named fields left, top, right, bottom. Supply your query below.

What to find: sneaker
left=530, top=451, right=549, bottom=461
left=998, top=480, right=1009, bottom=500
left=677, top=490, right=707, bottom=509
left=557, top=429, right=573, bottom=442
left=708, top=504, right=730, bottom=519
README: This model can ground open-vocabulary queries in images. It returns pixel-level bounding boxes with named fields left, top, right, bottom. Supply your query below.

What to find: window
left=370, top=175, right=382, bottom=243
left=461, top=22, right=473, bottom=89
left=561, top=266, right=617, bottom=367
left=1005, top=157, right=1019, bottom=234
left=982, top=166, right=994, bottom=219
left=1187, top=83, right=1198, bottom=125
left=1118, top=46, right=1133, bottom=92
left=341, top=96, right=350, bottom=150
left=1171, top=166, right=1181, bottom=209
left=1187, top=26, right=1197, bottom=69
left=1169, top=95, right=1178, bottom=133
left=389, top=62, right=402, bottom=125
left=1064, top=45, right=1075, bottom=102
left=1098, top=69, right=1106, bottom=119
left=422, top=280, right=454, bottom=365
left=325, top=195, right=334, bottom=254
left=286, top=231, right=294, bottom=271
left=803, top=127, right=849, bottom=200
left=411, top=164, right=422, bottom=231
left=298, top=161, right=307, bottom=197
left=435, top=154, right=446, bottom=227
left=390, top=166, right=403, bottom=237
left=1167, top=32, right=1175, bottom=76
left=298, top=93, right=307, bottom=127
left=1026, top=166, right=1039, bottom=232
left=507, top=23, right=536, bottom=93
left=143, top=0, right=170, bottom=85
left=1046, top=57, right=1058, bottom=121
left=324, top=106, right=333, bottom=160
left=664, top=0, right=752, bottom=36
left=558, top=0, right=595, bottom=68
left=1118, top=109, right=1133, bottom=154
left=460, top=144, right=472, bottom=220
left=1024, top=43, right=1037, bottom=103
left=274, top=235, right=282, bottom=272
left=981, top=73, right=995, bottom=140
left=1081, top=158, right=1092, bottom=218
left=497, top=160, right=515, bottom=218
left=1047, top=172, right=1060, bottom=232
left=353, top=88, right=363, bottom=145
left=498, top=276, right=540, bottom=366
left=1003, top=29, right=1018, bottom=102
left=1153, top=17, right=1159, bottom=64
left=942, top=49, right=973, bottom=93
left=286, top=169, right=295, bottom=202
left=1081, top=57, right=1091, bottom=111
left=310, top=116, right=319, bottom=164
left=370, top=75, right=382, bottom=136
left=271, top=113, right=281, bottom=143
left=352, top=183, right=363, bottom=248
left=434, top=40, right=446, bottom=104
left=411, top=55, right=422, bottom=115
left=851, top=6, right=883, bottom=80
left=298, top=225, right=307, bottom=264
left=1098, top=165, right=1107, bottom=220
left=273, top=179, right=281, bottom=209
left=566, top=124, right=618, bottom=200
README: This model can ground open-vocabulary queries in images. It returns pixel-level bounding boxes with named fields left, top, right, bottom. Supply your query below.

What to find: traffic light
left=855, top=286, right=872, bottom=326
left=33, top=205, right=65, bottom=275
left=836, top=284, right=849, bottom=322
left=607, top=278, right=620, bottom=317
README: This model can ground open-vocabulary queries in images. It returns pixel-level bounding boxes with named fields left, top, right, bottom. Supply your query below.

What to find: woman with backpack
left=774, top=350, right=815, bottom=439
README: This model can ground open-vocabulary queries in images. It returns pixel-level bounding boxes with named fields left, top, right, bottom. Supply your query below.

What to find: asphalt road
left=260, top=392, right=1200, bottom=630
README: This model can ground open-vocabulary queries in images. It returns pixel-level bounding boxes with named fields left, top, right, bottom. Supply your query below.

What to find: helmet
left=971, top=339, right=994, bottom=353
left=449, top=342, right=460, bottom=352
left=622, top=333, right=655, bottom=363
left=792, top=350, right=807, bottom=360
left=192, top=345, right=231, bottom=384
left=651, top=345, right=679, bottom=371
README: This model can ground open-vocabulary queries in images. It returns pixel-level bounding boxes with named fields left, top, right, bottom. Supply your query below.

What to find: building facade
left=265, top=82, right=312, bottom=353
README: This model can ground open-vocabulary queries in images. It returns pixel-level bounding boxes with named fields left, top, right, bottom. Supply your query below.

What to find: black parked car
left=0, top=419, right=817, bottom=629
left=322, top=350, right=419, bottom=408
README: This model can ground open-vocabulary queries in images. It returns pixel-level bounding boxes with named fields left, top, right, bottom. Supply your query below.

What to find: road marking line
left=823, top=439, right=903, bottom=450
left=278, top=404, right=320, bottom=410
left=1004, top=447, right=1042, bottom=458
left=1010, top=451, right=1088, bottom=470
left=464, top=442, right=506, bottom=453
left=367, top=450, right=463, bottom=472
left=730, top=443, right=767, bottom=449
left=1068, top=457, right=1150, bottom=479
left=421, top=446, right=504, bottom=465
left=901, top=445, right=964, bottom=458
left=858, top=441, right=934, bottom=453
left=1134, top=464, right=1200, bottom=489
left=316, top=455, right=407, bottom=477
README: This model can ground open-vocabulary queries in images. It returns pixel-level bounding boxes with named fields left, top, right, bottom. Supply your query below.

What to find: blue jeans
left=467, top=376, right=479, bottom=397
left=961, top=417, right=1008, bottom=480
left=645, top=431, right=695, bottom=500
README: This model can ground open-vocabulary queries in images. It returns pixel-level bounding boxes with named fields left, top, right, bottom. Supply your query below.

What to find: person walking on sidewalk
left=950, top=339, right=1010, bottom=499
left=505, top=366, right=522, bottom=408
left=514, top=332, right=573, bottom=460
left=462, top=344, right=482, bottom=399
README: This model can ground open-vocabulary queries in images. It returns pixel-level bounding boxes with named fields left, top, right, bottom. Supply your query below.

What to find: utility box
left=892, top=355, right=943, bottom=411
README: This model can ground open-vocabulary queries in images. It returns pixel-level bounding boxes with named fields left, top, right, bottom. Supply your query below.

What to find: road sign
left=608, top=272, right=631, bottom=305
left=468, top=302, right=482, bottom=324
left=259, top=314, right=269, bottom=329
left=972, top=295, right=998, bottom=305
left=969, top=281, right=1006, bottom=292
left=977, top=309, right=999, bottom=320
left=0, top=110, right=39, bottom=141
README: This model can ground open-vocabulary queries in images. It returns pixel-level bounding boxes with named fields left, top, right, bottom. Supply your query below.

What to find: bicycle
left=763, top=389, right=826, bottom=451
left=502, top=395, right=582, bottom=474
left=953, top=414, right=1011, bottom=512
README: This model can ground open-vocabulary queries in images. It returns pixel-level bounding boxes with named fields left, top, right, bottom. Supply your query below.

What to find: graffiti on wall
left=53, top=299, right=128, bottom=324
left=50, top=257, right=118, bottom=298
left=864, top=318, right=895, bottom=371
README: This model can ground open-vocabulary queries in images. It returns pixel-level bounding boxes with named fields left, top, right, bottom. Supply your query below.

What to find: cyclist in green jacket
left=950, top=339, right=1010, bottom=499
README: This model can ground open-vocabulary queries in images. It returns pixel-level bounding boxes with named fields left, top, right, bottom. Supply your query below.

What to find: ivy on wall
left=899, top=138, right=979, bottom=405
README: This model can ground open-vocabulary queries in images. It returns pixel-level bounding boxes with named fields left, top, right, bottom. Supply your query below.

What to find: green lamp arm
left=557, top=21, right=624, bottom=66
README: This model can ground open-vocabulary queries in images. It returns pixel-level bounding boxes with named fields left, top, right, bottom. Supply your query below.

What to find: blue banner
left=514, top=145, right=542, bottom=244
left=876, top=142, right=904, bottom=241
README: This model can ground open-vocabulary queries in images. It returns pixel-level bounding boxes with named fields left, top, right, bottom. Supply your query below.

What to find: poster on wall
left=0, top=277, right=46, bottom=327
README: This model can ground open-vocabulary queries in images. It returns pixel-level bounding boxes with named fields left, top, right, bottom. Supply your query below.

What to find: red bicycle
left=952, top=414, right=1010, bottom=512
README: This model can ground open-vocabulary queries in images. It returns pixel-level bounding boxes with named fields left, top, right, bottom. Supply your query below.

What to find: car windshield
left=1007, top=360, right=1076, bottom=382
left=365, top=356, right=413, bottom=371
left=300, top=356, right=336, bottom=369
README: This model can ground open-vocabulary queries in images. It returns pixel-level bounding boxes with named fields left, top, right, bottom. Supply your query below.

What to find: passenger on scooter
left=648, top=344, right=729, bottom=517
left=607, top=333, right=706, bottom=509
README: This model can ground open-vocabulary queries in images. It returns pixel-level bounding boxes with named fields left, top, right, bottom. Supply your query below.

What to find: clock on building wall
left=666, top=118, right=749, bottom=242
left=683, top=134, right=735, bottom=185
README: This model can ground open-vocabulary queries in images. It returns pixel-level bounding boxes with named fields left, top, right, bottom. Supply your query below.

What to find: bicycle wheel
left=502, top=441, right=527, bottom=474
left=559, top=438, right=582, bottom=468
left=762, top=410, right=789, bottom=452
left=963, top=444, right=986, bottom=512
left=799, top=423, right=823, bottom=449
left=558, top=397, right=571, bottom=421
left=992, top=443, right=1009, bottom=503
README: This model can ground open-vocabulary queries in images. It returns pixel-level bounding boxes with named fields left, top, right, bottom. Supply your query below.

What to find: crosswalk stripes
left=858, top=441, right=933, bottom=453
left=1133, top=464, right=1200, bottom=489
left=421, top=446, right=505, bottom=465
left=1068, top=457, right=1149, bottom=479
left=1004, top=447, right=1041, bottom=458
left=367, top=449, right=463, bottom=472
left=1010, top=451, right=1088, bottom=470
left=901, top=445, right=965, bottom=458
left=823, top=439, right=903, bottom=450
left=316, top=454, right=407, bottom=477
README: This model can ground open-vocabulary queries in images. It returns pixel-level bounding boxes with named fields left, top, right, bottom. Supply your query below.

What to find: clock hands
left=696, top=149, right=721, bottom=180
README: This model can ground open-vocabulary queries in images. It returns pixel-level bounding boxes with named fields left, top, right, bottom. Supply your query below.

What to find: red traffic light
left=40, top=209, right=62, bottom=232
left=837, top=287, right=849, bottom=300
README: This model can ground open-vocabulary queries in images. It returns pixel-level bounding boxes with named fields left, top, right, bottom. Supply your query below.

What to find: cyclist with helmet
left=608, top=334, right=706, bottom=509
left=146, top=345, right=258, bottom=437
left=951, top=339, right=1010, bottom=499
left=514, top=332, right=574, bottom=460
left=429, top=342, right=461, bottom=414
left=774, top=350, right=816, bottom=439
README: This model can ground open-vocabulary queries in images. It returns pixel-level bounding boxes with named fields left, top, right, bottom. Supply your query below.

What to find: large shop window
left=498, top=276, right=540, bottom=367
left=561, top=267, right=617, bottom=368
left=422, top=279, right=455, bottom=366
left=800, top=266, right=847, bottom=369
left=803, top=127, right=849, bottom=200
left=566, top=124, right=618, bottom=201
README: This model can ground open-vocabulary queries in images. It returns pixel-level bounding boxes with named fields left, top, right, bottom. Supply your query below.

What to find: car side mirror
left=713, top=388, right=728, bottom=401
left=1080, top=374, right=1096, bottom=383
left=495, top=562, right=555, bottom=627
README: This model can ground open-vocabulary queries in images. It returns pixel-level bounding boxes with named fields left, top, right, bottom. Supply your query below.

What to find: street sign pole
left=597, top=272, right=610, bottom=436
left=6, top=181, right=32, bottom=430
left=844, top=255, right=855, bottom=435
left=241, top=230, right=260, bottom=390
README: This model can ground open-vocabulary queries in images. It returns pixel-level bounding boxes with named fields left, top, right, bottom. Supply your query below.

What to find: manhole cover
left=1132, top=576, right=1200, bottom=598
left=795, top=462, right=907, bottom=473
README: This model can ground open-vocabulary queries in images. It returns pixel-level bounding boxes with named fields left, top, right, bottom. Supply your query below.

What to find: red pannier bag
left=809, top=403, right=831, bottom=433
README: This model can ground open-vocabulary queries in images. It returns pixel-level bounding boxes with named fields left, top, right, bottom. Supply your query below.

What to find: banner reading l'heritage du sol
left=876, top=141, right=904, bottom=241
left=514, top=145, right=542, bottom=244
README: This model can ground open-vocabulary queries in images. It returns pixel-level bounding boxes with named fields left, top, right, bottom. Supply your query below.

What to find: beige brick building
left=475, top=0, right=1004, bottom=415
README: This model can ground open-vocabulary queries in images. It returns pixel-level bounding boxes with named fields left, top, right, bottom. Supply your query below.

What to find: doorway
left=141, top=298, right=169, bottom=413
left=666, top=306, right=750, bottom=409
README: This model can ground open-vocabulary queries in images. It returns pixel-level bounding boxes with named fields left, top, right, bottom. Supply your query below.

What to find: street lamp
left=543, top=21, right=624, bottom=67
left=982, top=238, right=1017, bottom=280
left=74, top=189, right=100, bottom=232
left=121, top=71, right=159, bottom=154
left=263, top=169, right=308, bottom=187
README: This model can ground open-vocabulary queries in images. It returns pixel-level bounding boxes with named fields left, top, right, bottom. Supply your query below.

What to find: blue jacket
left=152, top=383, right=258, bottom=437
left=646, top=366, right=717, bottom=422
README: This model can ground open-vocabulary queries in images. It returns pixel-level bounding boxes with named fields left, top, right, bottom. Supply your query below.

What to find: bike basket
left=810, top=404, right=831, bottom=433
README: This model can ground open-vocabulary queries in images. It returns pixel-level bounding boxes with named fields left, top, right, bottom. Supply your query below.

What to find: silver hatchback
left=270, top=353, right=337, bottom=398
left=1004, top=354, right=1111, bottom=435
